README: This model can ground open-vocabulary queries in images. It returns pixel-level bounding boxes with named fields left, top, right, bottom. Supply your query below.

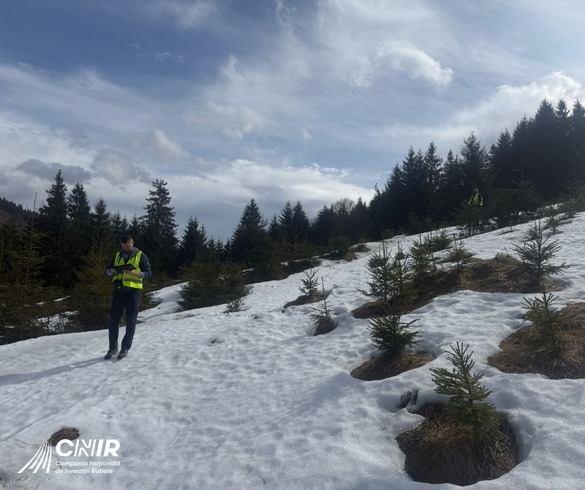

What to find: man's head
left=119, top=235, right=134, bottom=252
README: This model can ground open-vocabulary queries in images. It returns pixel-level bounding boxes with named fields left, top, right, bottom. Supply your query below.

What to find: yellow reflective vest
left=113, top=250, right=143, bottom=289
left=468, top=192, right=483, bottom=207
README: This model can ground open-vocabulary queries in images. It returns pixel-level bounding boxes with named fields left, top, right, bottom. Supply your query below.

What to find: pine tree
left=570, top=100, right=585, bottom=181
left=67, top=239, right=112, bottom=331
left=268, top=215, right=279, bottom=242
left=489, top=130, right=514, bottom=188
left=401, top=148, right=428, bottom=223
left=141, top=178, right=178, bottom=277
left=278, top=201, right=295, bottom=244
left=180, top=260, right=245, bottom=309
left=230, top=199, right=275, bottom=277
left=177, top=217, right=208, bottom=270
left=347, top=197, right=370, bottom=242
left=311, top=278, right=336, bottom=335
left=362, top=241, right=395, bottom=301
left=368, top=313, right=420, bottom=358
left=291, top=200, right=310, bottom=243
left=460, top=132, right=488, bottom=191
left=513, top=221, right=566, bottom=288
left=437, top=150, right=466, bottom=219
left=0, top=204, right=48, bottom=343
left=522, top=291, right=563, bottom=359
left=67, top=183, right=92, bottom=253
left=299, top=268, right=319, bottom=296
left=91, top=198, right=112, bottom=245
left=37, top=170, right=76, bottom=288
left=423, top=142, right=443, bottom=222
left=430, top=342, right=501, bottom=438
left=311, top=205, right=335, bottom=247
left=127, top=215, right=143, bottom=243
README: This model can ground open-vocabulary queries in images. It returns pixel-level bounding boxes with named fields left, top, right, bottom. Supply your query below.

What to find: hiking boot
left=118, top=349, right=129, bottom=359
left=104, top=348, right=119, bottom=360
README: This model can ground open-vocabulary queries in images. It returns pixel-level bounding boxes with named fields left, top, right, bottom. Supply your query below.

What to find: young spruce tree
left=430, top=342, right=501, bottom=439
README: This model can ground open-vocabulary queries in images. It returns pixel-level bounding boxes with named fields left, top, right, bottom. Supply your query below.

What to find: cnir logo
left=18, top=439, right=120, bottom=474
left=18, top=441, right=52, bottom=474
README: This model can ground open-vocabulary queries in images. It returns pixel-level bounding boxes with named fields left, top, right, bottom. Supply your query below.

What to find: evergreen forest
left=2, top=98, right=585, bottom=344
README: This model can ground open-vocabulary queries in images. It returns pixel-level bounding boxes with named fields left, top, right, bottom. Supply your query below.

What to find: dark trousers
left=109, top=290, right=142, bottom=351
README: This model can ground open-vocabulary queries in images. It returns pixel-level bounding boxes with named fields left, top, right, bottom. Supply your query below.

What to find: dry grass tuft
left=489, top=301, right=585, bottom=379
left=313, top=315, right=337, bottom=336
left=353, top=253, right=567, bottom=320
left=396, top=404, right=519, bottom=486
left=352, top=268, right=460, bottom=318
left=460, top=254, right=564, bottom=293
left=283, top=293, right=326, bottom=309
left=351, top=351, right=434, bottom=381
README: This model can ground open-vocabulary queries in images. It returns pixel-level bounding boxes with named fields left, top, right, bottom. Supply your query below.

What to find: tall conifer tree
left=141, top=178, right=178, bottom=276
left=38, top=170, right=76, bottom=288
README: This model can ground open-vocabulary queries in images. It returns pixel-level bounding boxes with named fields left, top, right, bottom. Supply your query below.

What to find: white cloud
left=16, top=159, right=91, bottom=184
left=182, top=54, right=294, bottom=140
left=181, top=0, right=453, bottom=146
left=0, top=63, right=159, bottom=133
left=91, top=149, right=151, bottom=185
left=162, top=158, right=374, bottom=238
left=346, top=40, right=453, bottom=88
left=130, top=129, right=189, bottom=162
left=199, top=158, right=373, bottom=209
left=147, top=0, right=219, bottom=30
left=453, top=71, right=584, bottom=139
left=375, top=72, right=585, bottom=157
left=186, top=101, right=269, bottom=140
left=376, top=41, right=453, bottom=87
left=312, top=0, right=452, bottom=88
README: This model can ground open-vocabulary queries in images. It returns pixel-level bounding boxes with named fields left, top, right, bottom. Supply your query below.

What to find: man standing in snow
left=468, top=187, right=484, bottom=208
left=103, top=235, right=152, bottom=360
left=466, top=187, right=484, bottom=235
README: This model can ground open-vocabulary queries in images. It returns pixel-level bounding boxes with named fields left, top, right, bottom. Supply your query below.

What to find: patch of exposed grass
left=396, top=404, right=519, bottom=486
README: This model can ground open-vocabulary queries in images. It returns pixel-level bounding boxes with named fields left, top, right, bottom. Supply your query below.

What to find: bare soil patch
left=459, top=254, right=564, bottom=293
left=313, top=316, right=337, bottom=336
left=49, top=427, right=80, bottom=446
left=352, top=254, right=566, bottom=319
left=488, top=302, right=585, bottom=379
left=350, top=351, right=434, bottom=381
left=396, top=403, right=519, bottom=486
left=352, top=268, right=461, bottom=318
left=283, top=293, right=326, bottom=309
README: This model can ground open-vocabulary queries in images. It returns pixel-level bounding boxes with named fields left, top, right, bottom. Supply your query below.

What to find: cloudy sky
left=1, top=0, right=584, bottom=239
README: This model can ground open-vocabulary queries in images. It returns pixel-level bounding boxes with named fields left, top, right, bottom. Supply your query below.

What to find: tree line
left=2, top=97, right=585, bottom=343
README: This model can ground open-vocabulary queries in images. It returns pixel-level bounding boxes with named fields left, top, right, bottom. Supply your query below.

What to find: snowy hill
left=2, top=215, right=585, bottom=489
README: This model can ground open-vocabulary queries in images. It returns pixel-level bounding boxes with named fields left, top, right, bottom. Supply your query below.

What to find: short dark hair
left=119, top=234, right=133, bottom=244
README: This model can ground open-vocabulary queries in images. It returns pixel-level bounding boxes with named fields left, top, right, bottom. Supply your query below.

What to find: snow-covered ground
left=2, top=214, right=585, bottom=489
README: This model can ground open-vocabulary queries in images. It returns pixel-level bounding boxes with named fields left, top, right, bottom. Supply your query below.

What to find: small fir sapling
left=446, top=237, right=471, bottom=272
left=423, top=229, right=452, bottom=253
left=360, top=242, right=411, bottom=301
left=311, top=278, right=337, bottom=335
left=513, top=221, right=566, bottom=287
left=543, top=204, right=564, bottom=234
left=361, top=241, right=394, bottom=301
left=522, top=291, right=563, bottom=359
left=389, top=243, right=411, bottom=297
left=368, top=313, right=420, bottom=359
left=224, top=296, right=246, bottom=313
left=430, top=342, right=501, bottom=439
left=409, top=236, right=436, bottom=279
left=299, top=269, right=319, bottom=297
